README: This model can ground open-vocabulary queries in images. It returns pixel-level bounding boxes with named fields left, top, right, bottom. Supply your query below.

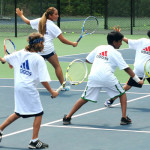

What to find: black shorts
left=127, top=77, right=150, bottom=88
left=41, top=51, right=56, bottom=60
left=15, top=111, right=44, bottom=118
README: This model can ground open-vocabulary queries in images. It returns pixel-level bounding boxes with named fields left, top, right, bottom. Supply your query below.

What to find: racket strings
left=67, top=62, right=87, bottom=84
left=5, top=40, right=15, bottom=54
left=84, top=18, right=98, bottom=34
left=145, top=60, right=150, bottom=77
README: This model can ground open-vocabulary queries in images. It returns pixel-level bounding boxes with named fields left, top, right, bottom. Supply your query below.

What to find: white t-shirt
left=4, top=49, right=51, bottom=115
left=86, top=45, right=129, bottom=87
left=128, top=38, right=150, bottom=77
left=30, top=18, right=62, bottom=55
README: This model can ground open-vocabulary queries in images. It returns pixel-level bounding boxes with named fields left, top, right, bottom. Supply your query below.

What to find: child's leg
left=66, top=98, right=87, bottom=118
left=0, top=113, right=20, bottom=131
left=32, top=115, right=42, bottom=140
left=119, top=93, right=127, bottom=118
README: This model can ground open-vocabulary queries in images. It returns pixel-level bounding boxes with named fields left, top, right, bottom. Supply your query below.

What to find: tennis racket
left=51, top=59, right=88, bottom=98
left=77, top=16, right=99, bottom=42
left=143, top=59, right=150, bottom=79
left=4, top=38, right=16, bottom=68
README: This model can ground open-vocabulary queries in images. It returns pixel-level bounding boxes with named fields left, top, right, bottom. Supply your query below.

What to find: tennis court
left=0, top=46, right=150, bottom=150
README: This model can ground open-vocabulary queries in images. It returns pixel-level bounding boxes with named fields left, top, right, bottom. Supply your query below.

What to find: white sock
left=31, top=138, right=38, bottom=143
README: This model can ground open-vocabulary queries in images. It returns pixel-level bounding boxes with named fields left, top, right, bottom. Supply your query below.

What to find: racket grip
left=51, top=85, right=63, bottom=98
left=77, top=37, right=82, bottom=42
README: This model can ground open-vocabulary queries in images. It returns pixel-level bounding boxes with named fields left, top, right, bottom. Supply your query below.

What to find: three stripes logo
left=141, top=46, right=150, bottom=55
left=96, top=51, right=108, bottom=60
left=20, top=60, right=32, bottom=76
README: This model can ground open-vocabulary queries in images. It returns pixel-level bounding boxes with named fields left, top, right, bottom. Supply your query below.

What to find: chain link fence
left=0, top=0, right=150, bottom=37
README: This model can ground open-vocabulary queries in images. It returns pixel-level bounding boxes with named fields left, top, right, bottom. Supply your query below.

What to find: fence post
left=57, top=0, right=60, bottom=28
left=14, top=0, right=17, bottom=37
left=104, top=0, right=108, bottom=29
left=90, top=0, right=93, bottom=16
left=130, top=0, right=133, bottom=35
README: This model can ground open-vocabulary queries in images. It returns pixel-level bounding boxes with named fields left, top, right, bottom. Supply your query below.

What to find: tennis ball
left=144, top=24, right=146, bottom=26
left=64, top=32, right=67, bottom=34
left=72, top=32, right=74, bottom=34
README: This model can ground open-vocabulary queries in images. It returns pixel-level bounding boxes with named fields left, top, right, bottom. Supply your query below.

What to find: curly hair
left=25, top=32, right=44, bottom=52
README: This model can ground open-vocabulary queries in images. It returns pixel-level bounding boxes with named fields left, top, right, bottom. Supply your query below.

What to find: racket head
left=4, top=38, right=16, bottom=55
left=65, top=59, right=88, bottom=85
left=144, top=59, right=150, bottom=78
left=82, top=16, right=99, bottom=35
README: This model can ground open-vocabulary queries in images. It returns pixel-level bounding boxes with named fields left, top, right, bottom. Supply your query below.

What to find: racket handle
left=77, top=37, right=82, bottom=42
left=51, top=85, right=63, bottom=98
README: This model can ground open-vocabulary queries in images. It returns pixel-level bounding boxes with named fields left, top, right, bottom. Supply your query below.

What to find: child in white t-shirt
left=0, top=32, right=58, bottom=149
left=104, top=27, right=150, bottom=107
left=63, top=31, right=144, bottom=126
left=16, top=7, right=78, bottom=90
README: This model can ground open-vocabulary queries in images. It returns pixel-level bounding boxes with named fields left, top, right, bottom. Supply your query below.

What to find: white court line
left=58, top=52, right=89, bottom=58
left=2, top=94, right=150, bottom=138
left=45, top=124, right=150, bottom=134
left=0, top=85, right=150, bottom=95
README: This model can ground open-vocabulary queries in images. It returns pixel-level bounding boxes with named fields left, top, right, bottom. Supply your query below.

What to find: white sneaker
left=104, top=100, right=112, bottom=107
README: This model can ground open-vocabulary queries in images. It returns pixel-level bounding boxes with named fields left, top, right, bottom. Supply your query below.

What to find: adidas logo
left=20, top=60, right=32, bottom=76
left=96, top=51, right=108, bottom=60
left=142, top=46, right=150, bottom=55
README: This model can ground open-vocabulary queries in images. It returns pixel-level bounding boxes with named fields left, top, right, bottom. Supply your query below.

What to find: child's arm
left=0, top=57, right=6, bottom=64
left=41, top=82, right=59, bottom=98
left=124, top=67, right=144, bottom=85
left=16, top=8, right=30, bottom=25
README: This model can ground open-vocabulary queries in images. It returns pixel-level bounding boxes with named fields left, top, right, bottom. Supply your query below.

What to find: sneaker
left=61, top=86, right=70, bottom=91
left=63, top=114, right=71, bottom=125
left=28, top=139, right=48, bottom=149
left=104, top=100, right=113, bottom=107
left=0, top=131, right=3, bottom=142
left=120, top=116, right=132, bottom=125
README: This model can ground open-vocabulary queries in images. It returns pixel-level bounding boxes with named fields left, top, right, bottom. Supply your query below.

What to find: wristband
left=133, top=75, right=140, bottom=83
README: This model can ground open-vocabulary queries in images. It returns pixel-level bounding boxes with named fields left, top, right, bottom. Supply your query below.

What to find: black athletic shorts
left=127, top=77, right=150, bottom=88
left=41, top=51, right=56, bottom=60
left=15, top=111, right=44, bottom=118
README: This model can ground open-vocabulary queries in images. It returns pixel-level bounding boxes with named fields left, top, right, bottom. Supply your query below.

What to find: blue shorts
left=41, top=51, right=56, bottom=60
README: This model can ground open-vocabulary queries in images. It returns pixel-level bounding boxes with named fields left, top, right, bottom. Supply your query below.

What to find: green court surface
left=0, top=33, right=148, bottom=82
left=0, top=33, right=149, bottom=85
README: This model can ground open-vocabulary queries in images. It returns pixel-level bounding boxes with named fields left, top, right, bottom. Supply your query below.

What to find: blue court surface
left=0, top=49, right=150, bottom=150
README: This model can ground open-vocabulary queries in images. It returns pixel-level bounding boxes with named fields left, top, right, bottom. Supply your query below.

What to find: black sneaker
left=0, top=131, right=3, bottom=142
left=28, top=139, right=48, bottom=149
left=120, top=116, right=132, bottom=125
left=63, top=114, right=71, bottom=125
